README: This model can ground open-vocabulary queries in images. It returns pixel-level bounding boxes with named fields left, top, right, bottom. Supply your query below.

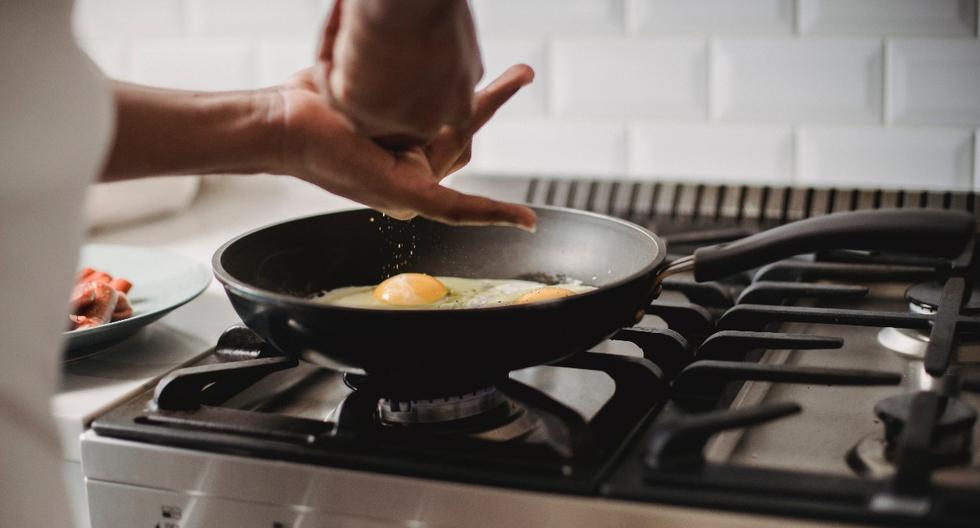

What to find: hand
left=277, top=64, right=537, bottom=229
left=316, top=0, right=483, bottom=144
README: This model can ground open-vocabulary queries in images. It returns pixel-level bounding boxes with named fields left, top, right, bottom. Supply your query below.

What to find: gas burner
left=380, top=386, right=506, bottom=425
left=336, top=373, right=544, bottom=438
left=848, top=393, right=977, bottom=478
left=877, top=326, right=955, bottom=392
left=907, top=280, right=980, bottom=315
left=877, top=325, right=980, bottom=392
left=376, top=386, right=539, bottom=441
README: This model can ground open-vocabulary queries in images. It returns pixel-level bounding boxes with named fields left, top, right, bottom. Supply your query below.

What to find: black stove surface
left=93, top=179, right=980, bottom=527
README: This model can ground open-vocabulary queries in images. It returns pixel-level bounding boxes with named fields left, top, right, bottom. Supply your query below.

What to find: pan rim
left=211, top=205, right=667, bottom=314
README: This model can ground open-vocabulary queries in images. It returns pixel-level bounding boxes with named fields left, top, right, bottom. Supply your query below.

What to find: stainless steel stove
left=81, top=178, right=980, bottom=527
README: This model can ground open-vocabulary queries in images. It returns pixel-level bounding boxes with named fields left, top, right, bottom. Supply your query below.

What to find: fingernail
left=522, top=69, right=535, bottom=85
left=481, top=220, right=537, bottom=233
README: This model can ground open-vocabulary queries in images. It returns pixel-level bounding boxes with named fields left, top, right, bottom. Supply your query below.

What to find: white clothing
left=0, top=1, right=114, bottom=526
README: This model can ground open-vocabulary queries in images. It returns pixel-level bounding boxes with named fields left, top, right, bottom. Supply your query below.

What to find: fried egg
left=372, top=273, right=448, bottom=306
left=314, top=273, right=595, bottom=309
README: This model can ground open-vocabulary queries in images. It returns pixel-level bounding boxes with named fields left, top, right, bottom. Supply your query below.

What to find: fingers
left=426, top=64, right=534, bottom=177
left=378, top=208, right=418, bottom=221
left=464, top=64, right=534, bottom=136
left=316, top=0, right=343, bottom=63
left=314, top=0, right=349, bottom=126
left=408, top=184, right=537, bottom=231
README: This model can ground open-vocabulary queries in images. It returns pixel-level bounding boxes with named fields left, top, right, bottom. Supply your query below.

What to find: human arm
left=102, top=83, right=282, bottom=180
left=101, top=65, right=537, bottom=229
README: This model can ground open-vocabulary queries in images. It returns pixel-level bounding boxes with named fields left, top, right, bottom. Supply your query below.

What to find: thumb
left=313, top=0, right=342, bottom=103
left=317, top=0, right=343, bottom=64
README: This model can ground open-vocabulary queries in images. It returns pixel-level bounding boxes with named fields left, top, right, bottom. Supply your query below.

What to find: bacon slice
left=72, top=283, right=118, bottom=330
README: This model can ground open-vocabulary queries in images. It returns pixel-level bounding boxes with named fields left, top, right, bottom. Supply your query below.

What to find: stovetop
left=90, top=179, right=980, bottom=527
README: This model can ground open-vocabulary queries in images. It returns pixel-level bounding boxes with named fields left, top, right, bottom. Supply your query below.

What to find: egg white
left=313, top=276, right=595, bottom=309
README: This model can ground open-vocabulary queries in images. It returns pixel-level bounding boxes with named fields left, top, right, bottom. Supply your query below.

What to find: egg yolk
left=372, top=273, right=448, bottom=306
left=514, top=286, right=576, bottom=305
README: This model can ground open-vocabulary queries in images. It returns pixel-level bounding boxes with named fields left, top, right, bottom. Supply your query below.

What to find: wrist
left=105, top=83, right=289, bottom=180
left=195, top=88, right=288, bottom=176
left=245, top=89, right=288, bottom=175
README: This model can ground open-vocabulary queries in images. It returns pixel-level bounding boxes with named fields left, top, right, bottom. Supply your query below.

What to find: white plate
left=63, top=244, right=211, bottom=356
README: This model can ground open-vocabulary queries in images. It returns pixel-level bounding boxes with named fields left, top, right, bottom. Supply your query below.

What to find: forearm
left=101, top=82, right=284, bottom=182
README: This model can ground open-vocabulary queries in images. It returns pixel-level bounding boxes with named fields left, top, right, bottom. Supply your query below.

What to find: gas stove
left=82, top=179, right=980, bottom=527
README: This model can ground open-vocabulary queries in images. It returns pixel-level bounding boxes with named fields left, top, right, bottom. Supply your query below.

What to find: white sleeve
left=0, top=1, right=114, bottom=527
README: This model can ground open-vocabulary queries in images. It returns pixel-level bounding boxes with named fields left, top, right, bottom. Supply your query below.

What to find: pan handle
left=669, top=209, right=975, bottom=283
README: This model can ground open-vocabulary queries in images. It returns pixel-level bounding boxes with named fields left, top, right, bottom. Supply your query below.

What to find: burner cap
left=380, top=386, right=506, bottom=425
left=906, top=281, right=980, bottom=313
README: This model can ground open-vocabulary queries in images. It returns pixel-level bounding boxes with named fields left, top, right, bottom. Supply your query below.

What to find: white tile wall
left=888, top=39, right=980, bottom=126
left=798, top=127, right=974, bottom=188
left=73, top=0, right=185, bottom=38
left=713, top=38, right=883, bottom=124
left=129, top=39, right=255, bottom=91
left=799, top=0, right=976, bottom=36
left=470, top=120, right=626, bottom=176
left=187, top=0, right=326, bottom=37
left=72, top=0, right=980, bottom=190
left=629, top=124, right=793, bottom=181
left=552, top=39, right=706, bottom=119
left=629, top=0, right=795, bottom=35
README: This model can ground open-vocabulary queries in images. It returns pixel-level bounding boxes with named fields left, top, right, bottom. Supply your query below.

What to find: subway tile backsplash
left=628, top=0, right=795, bottom=35
left=887, top=39, right=980, bottom=126
left=185, top=0, right=325, bottom=38
left=712, top=38, right=883, bottom=124
left=471, top=119, right=628, bottom=177
left=552, top=38, right=707, bottom=119
left=129, top=39, right=256, bottom=91
left=472, top=0, right=626, bottom=36
left=798, top=0, right=977, bottom=37
left=629, top=123, right=794, bottom=182
left=797, top=126, right=974, bottom=188
left=74, top=0, right=980, bottom=189
left=74, top=0, right=185, bottom=38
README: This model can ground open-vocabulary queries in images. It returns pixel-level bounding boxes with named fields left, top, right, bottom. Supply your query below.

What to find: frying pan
left=214, top=206, right=973, bottom=393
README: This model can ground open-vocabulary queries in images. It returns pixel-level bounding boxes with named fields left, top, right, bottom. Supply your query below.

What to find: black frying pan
left=214, top=206, right=973, bottom=392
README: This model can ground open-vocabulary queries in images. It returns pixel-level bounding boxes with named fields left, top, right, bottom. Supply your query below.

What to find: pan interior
left=218, top=208, right=663, bottom=301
